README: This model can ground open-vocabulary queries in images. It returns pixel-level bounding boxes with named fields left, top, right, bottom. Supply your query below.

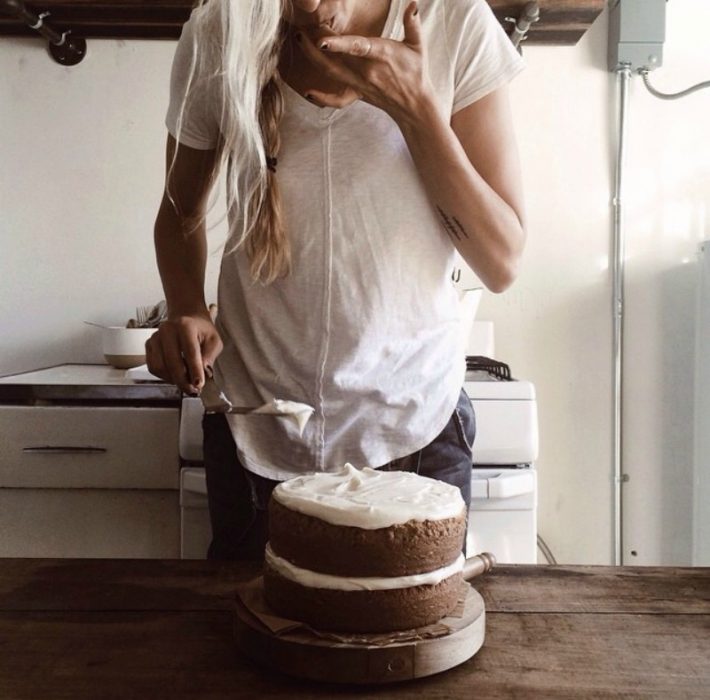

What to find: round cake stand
left=233, top=587, right=485, bottom=685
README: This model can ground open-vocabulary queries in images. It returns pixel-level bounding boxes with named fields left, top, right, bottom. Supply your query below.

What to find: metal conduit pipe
left=612, top=65, right=632, bottom=566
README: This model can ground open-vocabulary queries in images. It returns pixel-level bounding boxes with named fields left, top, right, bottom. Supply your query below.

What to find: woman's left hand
left=297, top=1, right=436, bottom=124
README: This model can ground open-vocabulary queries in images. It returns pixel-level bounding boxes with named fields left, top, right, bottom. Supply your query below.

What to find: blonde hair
left=172, top=0, right=289, bottom=284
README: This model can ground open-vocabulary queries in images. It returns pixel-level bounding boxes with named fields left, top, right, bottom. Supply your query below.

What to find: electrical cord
left=639, top=68, right=710, bottom=100
left=537, top=534, right=557, bottom=565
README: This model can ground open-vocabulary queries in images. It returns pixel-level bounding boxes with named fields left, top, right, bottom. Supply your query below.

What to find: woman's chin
left=304, top=22, right=340, bottom=41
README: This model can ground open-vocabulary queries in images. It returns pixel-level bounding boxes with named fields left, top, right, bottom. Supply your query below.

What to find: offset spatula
left=200, top=375, right=314, bottom=435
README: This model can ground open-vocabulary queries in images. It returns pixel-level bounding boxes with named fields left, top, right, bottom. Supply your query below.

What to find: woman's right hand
left=145, top=311, right=223, bottom=396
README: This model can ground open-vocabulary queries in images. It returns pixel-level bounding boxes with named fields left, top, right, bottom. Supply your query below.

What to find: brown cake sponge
left=263, top=565, right=464, bottom=633
left=268, top=496, right=466, bottom=578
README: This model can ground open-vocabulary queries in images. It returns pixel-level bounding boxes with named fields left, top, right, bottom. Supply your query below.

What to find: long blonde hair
left=172, top=0, right=289, bottom=284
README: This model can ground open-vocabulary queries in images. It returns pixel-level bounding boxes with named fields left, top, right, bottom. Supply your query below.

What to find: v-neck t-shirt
left=165, top=0, right=524, bottom=479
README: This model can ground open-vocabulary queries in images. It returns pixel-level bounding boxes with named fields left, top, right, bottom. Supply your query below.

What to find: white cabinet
left=0, top=406, right=178, bottom=489
left=0, top=488, right=179, bottom=558
left=0, top=365, right=181, bottom=558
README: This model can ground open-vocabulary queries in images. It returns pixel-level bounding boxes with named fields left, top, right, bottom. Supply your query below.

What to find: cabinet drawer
left=0, top=406, right=179, bottom=489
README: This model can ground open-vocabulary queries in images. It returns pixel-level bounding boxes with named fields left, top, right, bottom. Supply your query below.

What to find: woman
left=147, top=0, right=526, bottom=559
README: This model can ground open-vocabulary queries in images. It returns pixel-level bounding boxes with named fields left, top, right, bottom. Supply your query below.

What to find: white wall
left=0, top=37, right=225, bottom=372
left=460, top=6, right=616, bottom=564
left=469, top=0, right=709, bottom=565
left=618, top=2, right=710, bottom=565
left=2, top=2, right=709, bottom=564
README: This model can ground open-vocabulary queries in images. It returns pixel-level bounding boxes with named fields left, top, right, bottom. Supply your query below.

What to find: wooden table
left=0, top=560, right=708, bottom=699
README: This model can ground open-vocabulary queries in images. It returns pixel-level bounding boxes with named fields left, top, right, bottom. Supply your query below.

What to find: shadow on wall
left=658, top=261, right=696, bottom=563
left=579, top=5, right=608, bottom=71
left=1, top=324, right=116, bottom=376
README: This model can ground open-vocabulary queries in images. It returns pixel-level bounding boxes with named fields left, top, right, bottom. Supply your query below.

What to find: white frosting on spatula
left=253, top=399, right=314, bottom=436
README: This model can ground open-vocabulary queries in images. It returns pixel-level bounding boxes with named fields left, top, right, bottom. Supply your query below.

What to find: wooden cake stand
left=234, top=582, right=486, bottom=684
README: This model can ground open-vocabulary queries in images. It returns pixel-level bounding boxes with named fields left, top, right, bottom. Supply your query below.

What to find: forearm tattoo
left=436, top=206, right=470, bottom=241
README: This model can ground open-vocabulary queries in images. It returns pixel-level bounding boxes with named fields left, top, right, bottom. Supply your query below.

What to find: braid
left=246, top=51, right=289, bottom=283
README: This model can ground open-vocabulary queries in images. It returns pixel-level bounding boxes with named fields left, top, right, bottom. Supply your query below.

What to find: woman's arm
left=147, top=134, right=223, bottom=394
left=296, top=1, right=526, bottom=292
left=398, top=87, right=526, bottom=293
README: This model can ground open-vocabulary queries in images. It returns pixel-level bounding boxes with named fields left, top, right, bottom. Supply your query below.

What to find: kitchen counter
left=0, top=364, right=180, bottom=404
left=0, top=560, right=708, bottom=698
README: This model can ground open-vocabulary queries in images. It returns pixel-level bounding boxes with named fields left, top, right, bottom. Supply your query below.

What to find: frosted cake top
left=272, top=463, right=466, bottom=529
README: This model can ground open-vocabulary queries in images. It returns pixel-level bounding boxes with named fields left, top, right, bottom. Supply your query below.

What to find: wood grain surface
left=0, top=0, right=605, bottom=44
left=0, top=560, right=708, bottom=699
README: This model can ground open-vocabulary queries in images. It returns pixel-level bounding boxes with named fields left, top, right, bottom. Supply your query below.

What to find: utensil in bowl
left=133, top=301, right=167, bottom=328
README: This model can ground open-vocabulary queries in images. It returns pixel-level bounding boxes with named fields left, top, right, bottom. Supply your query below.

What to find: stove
left=464, top=357, right=538, bottom=564
left=464, top=356, right=538, bottom=466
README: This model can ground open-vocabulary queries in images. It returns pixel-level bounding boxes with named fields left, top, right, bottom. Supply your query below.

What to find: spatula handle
left=462, top=552, right=496, bottom=581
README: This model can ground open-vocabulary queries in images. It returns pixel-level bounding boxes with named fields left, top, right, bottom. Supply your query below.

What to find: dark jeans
left=202, top=388, right=476, bottom=560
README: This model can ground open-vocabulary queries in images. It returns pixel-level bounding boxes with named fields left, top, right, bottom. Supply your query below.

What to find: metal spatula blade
left=199, top=375, right=314, bottom=435
left=199, top=376, right=297, bottom=416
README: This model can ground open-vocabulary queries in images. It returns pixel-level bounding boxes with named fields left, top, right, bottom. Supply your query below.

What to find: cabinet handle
left=23, top=446, right=108, bottom=454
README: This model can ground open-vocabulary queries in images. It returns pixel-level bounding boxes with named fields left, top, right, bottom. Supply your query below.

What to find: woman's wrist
left=393, top=89, right=447, bottom=141
left=164, top=296, right=210, bottom=321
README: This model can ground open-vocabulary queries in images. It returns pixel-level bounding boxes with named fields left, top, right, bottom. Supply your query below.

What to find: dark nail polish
left=205, top=364, right=214, bottom=378
left=413, top=7, right=419, bottom=15
left=305, top=94, right=316, bottom=102
left=319, top=42, right=329, bottom=51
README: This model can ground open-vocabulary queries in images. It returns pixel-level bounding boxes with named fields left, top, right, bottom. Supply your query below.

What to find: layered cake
left=263, top=464, right=467, bottom=633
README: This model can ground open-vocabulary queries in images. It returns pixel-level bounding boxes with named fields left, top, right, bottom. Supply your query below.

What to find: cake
left=263, top=464, right=467, bottom=633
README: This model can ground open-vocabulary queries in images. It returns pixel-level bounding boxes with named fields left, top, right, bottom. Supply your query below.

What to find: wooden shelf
left=0, top=0, right=604, bottom=44
left=491, top=1, right=605, bottom=45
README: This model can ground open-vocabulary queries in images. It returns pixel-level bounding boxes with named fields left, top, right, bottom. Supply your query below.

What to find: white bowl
left=102, top=327, right=156, bottom=369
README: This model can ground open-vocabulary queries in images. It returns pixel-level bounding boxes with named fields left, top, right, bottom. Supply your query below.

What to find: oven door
left=467, top=467, right=538, bottom=564
left=180, top=467, right=211, bottom=559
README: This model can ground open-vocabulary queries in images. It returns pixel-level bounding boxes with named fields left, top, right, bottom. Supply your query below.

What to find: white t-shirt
left=166, top=0, right=524, bottom=480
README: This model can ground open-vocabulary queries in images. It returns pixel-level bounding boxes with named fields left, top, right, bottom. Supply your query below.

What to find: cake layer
left=263, top=565, right=464, bottom=633
left=272, top=464, right=465, bottom=529
left=269, top=496, right=466, bottom=577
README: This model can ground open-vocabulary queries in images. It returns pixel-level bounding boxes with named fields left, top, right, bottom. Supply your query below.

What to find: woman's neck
left=345, top=0, right=391, bottom=37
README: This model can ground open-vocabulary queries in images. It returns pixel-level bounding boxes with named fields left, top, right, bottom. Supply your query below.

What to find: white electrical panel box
left=608, top=0, right=666, bottom=72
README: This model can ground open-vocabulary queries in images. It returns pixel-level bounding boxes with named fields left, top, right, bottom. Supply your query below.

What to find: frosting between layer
left=266, top=544, right=465, bottom=591
left=272, top=464, right=466, bottom=529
